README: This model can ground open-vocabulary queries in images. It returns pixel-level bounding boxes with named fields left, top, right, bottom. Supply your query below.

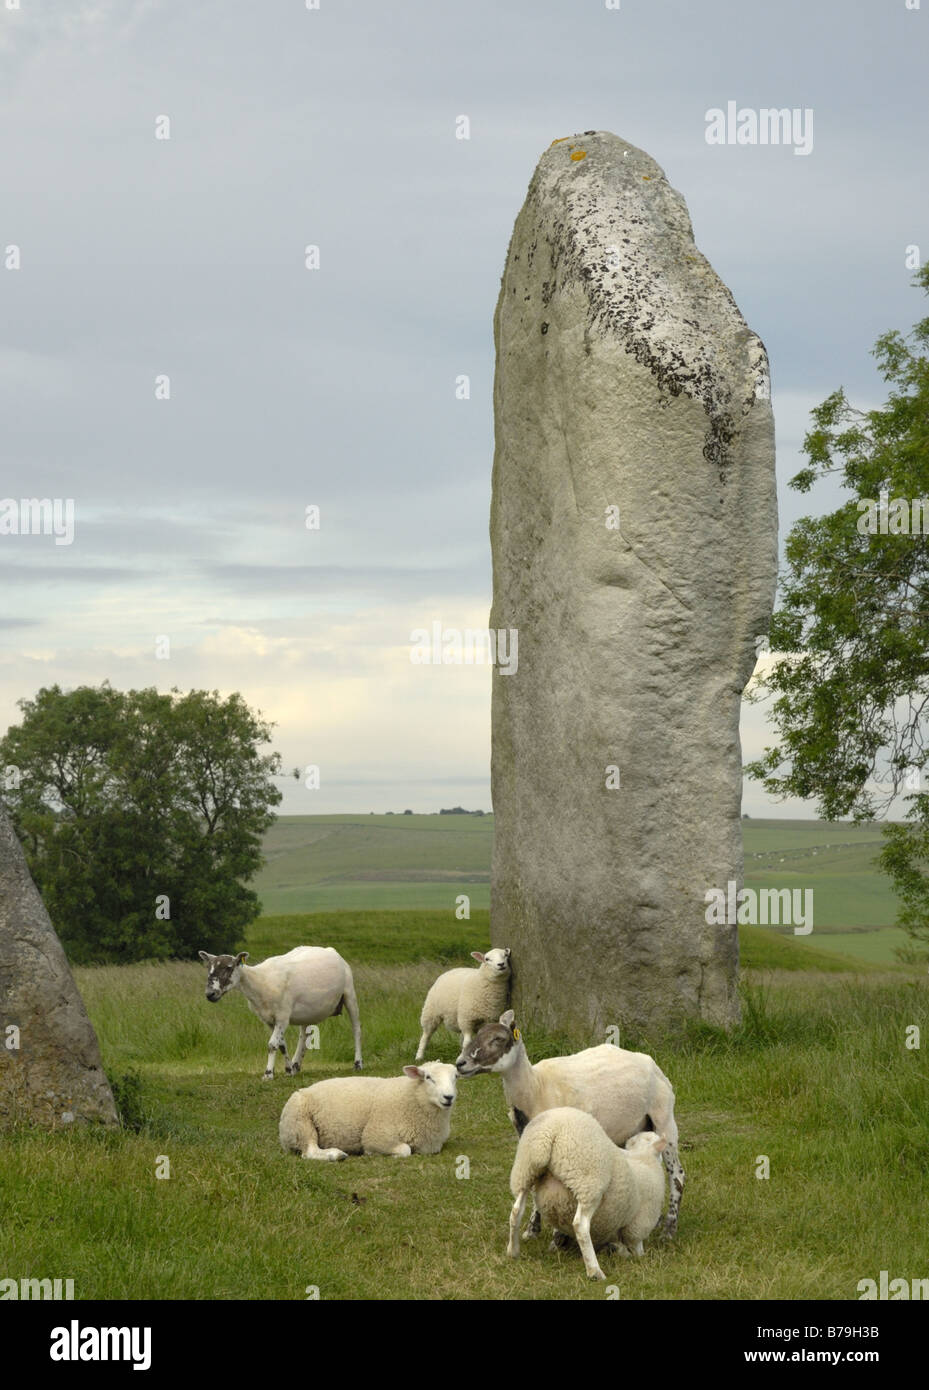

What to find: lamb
left=415, top=947, right=512, bottom=1061
left=279, top=1061, right=459, bottom=1160
left=507, top=1107, right=667, bottom=1279
left=198, top=945, right=362, bottom=1079
left=456, top=1009, right=684, bottom=1236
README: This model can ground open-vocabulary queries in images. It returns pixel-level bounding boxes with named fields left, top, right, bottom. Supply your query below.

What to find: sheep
left=456, top=1009, right=684, bottom=1237
left=198, top=945, right=362, bottom=1079
left=279, top=1061, right=459, bottom=1160
left=507, top=1107, right=667, bottom=1279
left=415, top=947, right=512, bottom=1061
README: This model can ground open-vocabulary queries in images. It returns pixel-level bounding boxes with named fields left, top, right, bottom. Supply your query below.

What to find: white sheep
left=415, top=947, right=512, bottom=1061
left=456, top=1009, right=684, bottom=1237
left=198, top=945, right=362, bottom=1079
left=279, top=1061, right=459, bottom=1160
left=507, top=1107, right=667, bottom=1279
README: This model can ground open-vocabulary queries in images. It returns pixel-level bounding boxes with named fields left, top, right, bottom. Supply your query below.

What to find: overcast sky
left=1, top=0, right=927, bottom=816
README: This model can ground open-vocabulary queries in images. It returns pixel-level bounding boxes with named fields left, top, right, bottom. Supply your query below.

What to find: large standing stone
left=0, top=804, right=118, bottom=1127
left=490, top=132, right=777, bottom=1037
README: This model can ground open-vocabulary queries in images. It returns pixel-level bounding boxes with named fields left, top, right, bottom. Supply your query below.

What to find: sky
left=1, top=0, right=927, bottom=817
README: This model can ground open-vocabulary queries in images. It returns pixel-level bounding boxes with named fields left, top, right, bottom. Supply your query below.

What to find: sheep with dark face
left=457, top=1010, right=684, bottom=1237
left=198, top=945, right=362, bottom=1079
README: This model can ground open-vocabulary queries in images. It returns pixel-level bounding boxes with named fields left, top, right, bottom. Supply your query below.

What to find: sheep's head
left=403, top=1062, right=458, bottom=1109
left=456, top=1008, right=522, bottom=1075
left=198, top=950, right=248, bottom=1002
left=471, top=947, right=511, bottom=976
left=625, top=1131, right=667, bottom=1160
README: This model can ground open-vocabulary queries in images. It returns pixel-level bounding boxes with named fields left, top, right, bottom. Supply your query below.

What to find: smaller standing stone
left=0, top=804, right=118, bottom=1128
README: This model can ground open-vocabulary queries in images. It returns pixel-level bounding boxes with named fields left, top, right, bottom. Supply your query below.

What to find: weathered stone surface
left=0, top=804, right=118, bottom=1127
left=490, top=131, right=777, bottom=1037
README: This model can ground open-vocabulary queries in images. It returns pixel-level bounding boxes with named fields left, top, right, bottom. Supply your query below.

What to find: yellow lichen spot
left=570, top=150, right=587, bottom=162
left=642, top=175, right=651, bottom=181
left=550, top=136, right=571, bottom=146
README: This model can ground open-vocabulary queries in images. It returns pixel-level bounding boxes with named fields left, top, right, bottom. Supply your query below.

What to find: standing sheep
left=507, top=1107, right=667, bottom=1279
left=456, top=1009, right=684, bottom=1236
left=279, top=1061, right=459, bottom=1160
left=415, top=947, right=511, bottom=1062
left=199, top=945, right=362, bottom=1078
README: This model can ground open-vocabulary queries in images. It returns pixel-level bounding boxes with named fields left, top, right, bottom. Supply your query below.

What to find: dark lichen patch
left=515, top=131, right=770, bottom=472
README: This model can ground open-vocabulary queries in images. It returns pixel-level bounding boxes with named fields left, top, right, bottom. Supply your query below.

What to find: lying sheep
left=415, top=947, right=511, bottom=1061
left=457, top=1009, right=684, bottom=1237
left=508, top=1108, right=667, bottom=1279
left=279, top=1061, right=458, bottom=1161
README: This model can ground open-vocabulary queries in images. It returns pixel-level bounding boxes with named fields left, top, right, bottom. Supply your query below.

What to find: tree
left=0, top=684, right=282, bottom=963
left=747, top=263, right=929, bottom=947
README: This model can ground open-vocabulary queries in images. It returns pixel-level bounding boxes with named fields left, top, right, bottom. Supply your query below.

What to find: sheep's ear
left=235, top=951, right=249, bottom=965
left=500, top=1009, right=515, bottom=1028
left=654, top=1137, right=667, bottom=1154
left=471, top=951, right=485, bottom=963
left=403, top=1065, right=423, bottom=1080
left=198, top=951, right=211, bottom=964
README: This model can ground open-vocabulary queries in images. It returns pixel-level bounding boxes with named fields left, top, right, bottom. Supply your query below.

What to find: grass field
left=2, top=910, right=926, bottom=1301
left=253, top=814, right=917, bottom=965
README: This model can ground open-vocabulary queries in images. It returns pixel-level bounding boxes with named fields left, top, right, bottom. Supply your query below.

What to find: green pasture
left=2, top=911, right=926, bottom=1301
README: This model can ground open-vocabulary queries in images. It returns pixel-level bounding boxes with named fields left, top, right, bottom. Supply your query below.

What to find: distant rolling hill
left=254, top=814, right=913, bottom=965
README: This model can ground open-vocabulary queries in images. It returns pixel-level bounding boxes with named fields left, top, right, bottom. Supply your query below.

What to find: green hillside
left=253, top=814, right=919, bottom=966
left=253, top=813, right=493, bottom=915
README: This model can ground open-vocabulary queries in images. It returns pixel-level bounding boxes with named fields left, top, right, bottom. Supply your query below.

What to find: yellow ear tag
left=512, top=1028, right=521, bottom=1041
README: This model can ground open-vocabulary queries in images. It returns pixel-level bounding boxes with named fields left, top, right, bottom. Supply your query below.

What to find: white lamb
left=456, top=1009, right=684, bottom=1236
left=279, top=1061, right=458, bottom=1161
left=415, top=947, right=512, bottom=1061
left=507, top=1107, right=667, bottom=1279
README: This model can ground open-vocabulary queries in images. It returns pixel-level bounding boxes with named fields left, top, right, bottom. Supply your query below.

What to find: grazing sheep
left=457, top=1009, right=684, bottom=1237
left=415, top=948, right=512, bottom=1061
left=279, top=1061, right=459, bottom=1160
left=198, top=945, right=362, bottom=1079
left=507, top=1108, right=667, bottom=1279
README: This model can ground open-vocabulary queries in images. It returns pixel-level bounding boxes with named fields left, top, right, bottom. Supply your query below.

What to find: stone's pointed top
left=506, top=130, right=770, bottom=469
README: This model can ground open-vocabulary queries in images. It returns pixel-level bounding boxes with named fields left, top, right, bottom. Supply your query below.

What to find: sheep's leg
left=301, top=1142, right=348, bottom=1161
left=648, top=1101, right=684, bottom=1237
left=263, top=1021, right=288, bottom=1080
left=341, top=979, right=363, bottom=1070
left=286, top=1026, right=309, bottom=1076
left=572, top=1201, right=606, bottom=1281
left=507, top=1190, right=528, bottom=1259
left=415, top=1020, right=436, bottom=1063
left=361, top=1139, right=412, bottom=1157
left=661, top=1141, right=685, bottom=1238
left=523, top=1197, right=542, bottom=1239
left=290, top=1110, right=346, bottom=1160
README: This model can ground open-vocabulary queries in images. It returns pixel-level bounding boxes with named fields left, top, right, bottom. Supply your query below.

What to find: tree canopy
left=0, top=684, right=282, bottom=963
left=747, top=263, right=929, bottom=946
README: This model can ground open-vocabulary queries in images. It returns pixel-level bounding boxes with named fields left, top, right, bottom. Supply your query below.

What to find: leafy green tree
left=0, top=684, right=282, bottom=963
left=747, top=263, right=929, bottom=947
